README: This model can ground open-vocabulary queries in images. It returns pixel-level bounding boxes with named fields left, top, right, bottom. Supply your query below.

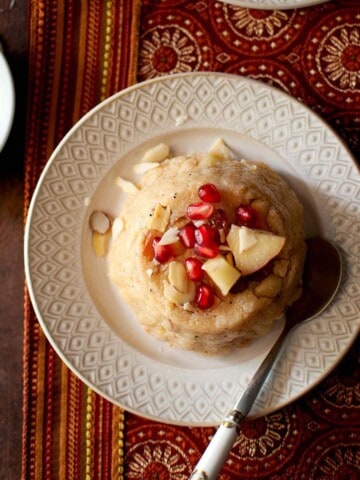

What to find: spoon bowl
left=190, top=237, right=342, bottom=480
left=285, top=237, right=342, bottom=330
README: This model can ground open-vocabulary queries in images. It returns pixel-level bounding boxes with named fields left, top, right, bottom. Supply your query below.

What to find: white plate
left=217, top=0, right=329, bottom=9
left=25, top=72, right=360, bottom=426
left=0, top=49, right=15, bottom=152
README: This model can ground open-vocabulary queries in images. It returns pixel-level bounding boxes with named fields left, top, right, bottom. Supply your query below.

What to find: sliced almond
left=158, top=227, right=179, bottom=245
left=193, top=220, right=205, bottom=227
left=142, top=143, right=170, bottom=163
left=115, top=176, right=139, bottom=194
left=133, top=162, right=160, bottom=174
left=89, top=211, right=112, bottom=234
left=111, top=216, right=125, bottom=240
left=183, top=302, right=197, bottom=312
left=168, top=261, right=188, bottom=293
left=164, top=281, right=195, bottom=305
left=148, top=204, right=170, bottom=232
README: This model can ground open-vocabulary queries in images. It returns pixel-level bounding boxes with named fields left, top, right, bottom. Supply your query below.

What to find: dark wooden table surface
left=0, top=1, right=28, bottom=479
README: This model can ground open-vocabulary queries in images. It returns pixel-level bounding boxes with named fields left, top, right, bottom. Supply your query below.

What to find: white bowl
left=0, top=48, right=15, bottom=152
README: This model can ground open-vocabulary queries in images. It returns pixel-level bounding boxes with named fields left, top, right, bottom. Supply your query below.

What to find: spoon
left=189, top=237, right=342, bottom=480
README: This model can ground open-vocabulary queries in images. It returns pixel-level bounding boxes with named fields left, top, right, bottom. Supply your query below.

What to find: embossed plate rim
left=218, top=0, right=329, bottom=9
left=25, top=72, right=360, bottom=426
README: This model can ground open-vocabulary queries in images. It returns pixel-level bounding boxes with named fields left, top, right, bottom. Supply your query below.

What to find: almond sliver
left=142, top=143, right=169, bottom=163
left=115, top=176, right=139, bottom=194
left=133, top=162, right=160, bottom=174
left=112, top=216, right=125, bottom=240
left=157, top=227, right=179, bottom=245
left=164, top=280, right=195, bottom=305
left=168, top=261, right=188, bottom=293
left=148, top=204, right=170, bottom=232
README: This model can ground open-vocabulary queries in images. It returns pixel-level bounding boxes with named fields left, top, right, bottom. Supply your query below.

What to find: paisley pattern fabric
left=138, top=0, right=360, bottom=158
left=23, top=0, right=359, bottom=478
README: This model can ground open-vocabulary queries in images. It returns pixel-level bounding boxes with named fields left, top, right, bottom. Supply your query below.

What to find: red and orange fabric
left=23, top=1, right=359, bottom=479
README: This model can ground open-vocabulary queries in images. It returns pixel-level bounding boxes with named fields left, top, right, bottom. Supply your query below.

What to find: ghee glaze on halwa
left=108, top=141, right=306, bottom=354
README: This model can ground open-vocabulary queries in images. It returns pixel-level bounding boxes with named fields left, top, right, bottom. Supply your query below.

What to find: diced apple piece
left=254, top=274, right=282, bottom=298
left=168, top=261, right=188, bottom=293
left=226, top=225, right=285, bottom=276
left=202, top=255, right=241, bottom=296
left=238, top=225, right=258, bottom=253
left=149, top=204, right=171, bottom=232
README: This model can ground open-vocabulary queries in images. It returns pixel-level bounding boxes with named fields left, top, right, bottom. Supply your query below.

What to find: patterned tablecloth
left=23, top=1, right=359, bottom=479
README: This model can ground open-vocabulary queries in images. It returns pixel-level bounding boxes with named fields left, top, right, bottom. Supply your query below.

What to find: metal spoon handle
left=189, top=328, right=288, bottom=480
left=189, top=238, right=342, bottom=480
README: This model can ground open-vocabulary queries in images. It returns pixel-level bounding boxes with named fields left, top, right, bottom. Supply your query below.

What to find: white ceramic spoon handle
left=189, top=330, right=288, bottom=480
left=189, top=410, right=245, bottom=480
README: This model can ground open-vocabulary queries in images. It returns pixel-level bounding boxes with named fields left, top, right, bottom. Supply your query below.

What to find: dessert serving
left=107, top=140, right=306, bottom=354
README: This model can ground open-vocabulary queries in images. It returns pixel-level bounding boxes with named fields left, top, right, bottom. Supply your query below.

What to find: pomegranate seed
left=235, top=205, right=267, bottom=229
left=187, top=201, right=214, bottom=220
left=179, top=222, right=196, bottom=248
left=208, top=208, right=230, bottom=234
left=194, top=242, right=219, bottom=258
left=153, top=236, right=176, bottom=263
left=194, top=224, right=217, bottom=246
left=185, top=257, right=204, bottom=282
left=195, top=283, right=215, bottom=310
left=198, top=183, right=221, bottom=203
left=235, top=205, right=258, bottom=228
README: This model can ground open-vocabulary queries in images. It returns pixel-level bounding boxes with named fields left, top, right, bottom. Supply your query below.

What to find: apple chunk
left=227, top=225, right=285, bottom=276
left=202, top=255, right=241, bottom=296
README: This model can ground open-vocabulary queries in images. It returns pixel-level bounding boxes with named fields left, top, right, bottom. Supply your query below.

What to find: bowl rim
left=0, top=48, right=15, bottom=153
